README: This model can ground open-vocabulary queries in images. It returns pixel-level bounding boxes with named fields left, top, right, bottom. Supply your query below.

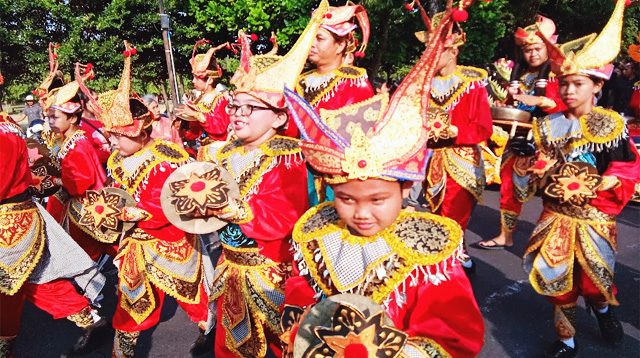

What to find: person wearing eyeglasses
left=194, top=7, right=330, bottom=352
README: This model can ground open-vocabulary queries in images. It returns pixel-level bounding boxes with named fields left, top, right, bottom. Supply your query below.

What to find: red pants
left=112, top=282, right=208, bottom=332
left=546, top=264, right=617, bottom=306
left=499, top=155, right=523, bottom=215
left=435, top=176, right=477, bottom=232
left=0, top=280, right=89, bottom=336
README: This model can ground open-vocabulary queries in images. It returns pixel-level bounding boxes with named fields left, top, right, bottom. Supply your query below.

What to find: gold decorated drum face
left=491, top=106, right=532, bottom=138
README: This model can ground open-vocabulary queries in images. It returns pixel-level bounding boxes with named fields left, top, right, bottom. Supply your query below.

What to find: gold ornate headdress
left=190, top=40, right=234, bottom=79
left=44, top=62, right=95, bottom=114
left=320, top=2, right=370, bottom=57
left=412, top=0, right=470, bottom=49
left=285, top=0, right=475, bottom=183
left=540, top=0, right=627, bottom=79
left=97, top=41, right=152, bottom=137
left=230, top=0, right=329, bottom=109
left=514, top=15, right=558, bottom=47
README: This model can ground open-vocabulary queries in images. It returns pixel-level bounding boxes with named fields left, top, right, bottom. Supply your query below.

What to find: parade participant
left=193, top=3, right=331, bottom=355
left=44, top=69, right=114, bottom=261
left=175, top=40, right=231, bottom=143
left=79, top=84, right=111, bottom=164
left=478, top=15, right=566, bottom=250
left=626, top=35, right=640, bottom=118
left=296, top=3, right=374, bottom=204
left=517, top=1, right=640, bottom=356
left=84, top=42, right=208, bottom=357
left=280, top=2, right=484, bottom=356
left=421, top=8, right=493, bottom=273
left=146, top=93, right=183, bottom=146
left=0, top=113, right=107, bottom=357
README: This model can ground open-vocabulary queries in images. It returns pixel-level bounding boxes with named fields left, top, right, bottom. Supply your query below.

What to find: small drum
left=491, top=106, right=532, bottom=138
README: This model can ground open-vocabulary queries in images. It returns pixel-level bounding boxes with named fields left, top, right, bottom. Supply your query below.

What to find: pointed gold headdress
left=34, top=43, right=65, bottom=100
left=540, top=0, right=627, bottom=79
left=230, top=0, right=329, bottom=109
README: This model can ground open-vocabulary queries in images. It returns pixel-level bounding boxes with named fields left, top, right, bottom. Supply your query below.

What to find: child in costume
left=479, top=15, right=566, bottom=250
left=0, top=113, right=107, bottom=357
left=297, top=3, right=374, bottom=204
left=43, top=65, right=115, bottom=261
left=516, top=1, right=640, bottom=356
left=418, top=3, right=493, bottom=273
left=195, top=4, right=330, bottom=356
left=280, top=2, right=484, bottom=357
left=175, top=40, right=232, bottom=145
left=87, top=43, right=209, bottom=357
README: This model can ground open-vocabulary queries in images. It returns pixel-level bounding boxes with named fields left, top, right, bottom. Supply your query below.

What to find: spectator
left=22, top=94, right=43, bottom=127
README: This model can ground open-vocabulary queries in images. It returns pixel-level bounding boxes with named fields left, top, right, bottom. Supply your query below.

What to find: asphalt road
left=12, top=188, right=640, bottom=357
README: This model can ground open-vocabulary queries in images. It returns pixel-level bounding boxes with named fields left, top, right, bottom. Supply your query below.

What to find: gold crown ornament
left=97, top=41, right=153, bottom=137
left=230, top=0, right=329, bottom=109
left=539, top=0, right=628, bottom=79
left=514, top=15, right=558, bottom=47
left=285, top=0, right=476, bottom=184
left=190, top=39, right=236, bottom=79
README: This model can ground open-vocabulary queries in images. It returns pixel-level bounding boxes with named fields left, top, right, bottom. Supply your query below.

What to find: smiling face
left=558, top=74, right=603, bottom=116
left=521, top=43, right=548, bottom=69
left=308, top=28, right=346, bottom=69
left=332, top=178, right=405, bottom=237
left=229, top=92, right=287, bottom=150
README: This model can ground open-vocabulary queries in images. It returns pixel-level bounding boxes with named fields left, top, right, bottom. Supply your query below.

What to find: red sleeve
left=590, top=142, right=640, bottom=216
left=136, top=162, right=185, bottom=242
left=239, top=160, right=309, bottom=260
left=0, top=133, right=32, bottom=200
left=542, top=78, right=567, bottom=114
left=397, top=265, right=484, bottom=358
left=452, top=86, right=493, bottom=145
left=201, top=96, right=230, bottom=141
left=60, top=140, right=106, bottom=197
left=284, top=272, right=318, bottom=309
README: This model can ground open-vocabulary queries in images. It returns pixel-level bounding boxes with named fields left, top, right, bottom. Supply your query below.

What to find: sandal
left=475, top=239, right=512, bottom=250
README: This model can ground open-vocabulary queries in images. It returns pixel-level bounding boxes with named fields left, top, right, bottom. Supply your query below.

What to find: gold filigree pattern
left=79, top=190, right=122, bottom=230
left=168, top=168, right=230, bottom=217
left=544, top=163, right=601, bottom=206
left=66, top=307, right=94, bottom=329
left=113, top=330, right=140, bottom=358
left=304, top=303, right=407, bottom=358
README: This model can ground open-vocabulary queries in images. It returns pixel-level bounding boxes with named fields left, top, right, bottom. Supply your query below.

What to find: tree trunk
left=369, top=11, right=391, bottom=82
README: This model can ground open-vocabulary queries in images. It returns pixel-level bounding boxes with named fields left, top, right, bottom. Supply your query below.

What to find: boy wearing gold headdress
left=517, top=1, right=640, bottom=356
left=420, top=7, right=493, bottom=273
left=87, top=43, right=209, bottom=357
left=280, top=3, right=484, bottom=357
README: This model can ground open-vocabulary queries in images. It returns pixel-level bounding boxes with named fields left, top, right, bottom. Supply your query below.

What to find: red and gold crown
left=514, top=15, right=558, bottom=47
left=412, top=0, right=472, bottom=49
left=540, top=0, right=628, bottom=80
left=190, top=40, right=234, bottom=79
left=285, top=0, right=474, bottom=183
left=230, top=0, right=329, bottom=109
left=97, top=41, right=153, bottom=137
left=320, top=2, right=370, bottom=57
left=44, top=62, right=95, bottom=114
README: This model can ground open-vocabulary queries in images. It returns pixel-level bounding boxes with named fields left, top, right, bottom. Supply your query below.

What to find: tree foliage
left=1, top=0, right=638, bottom=103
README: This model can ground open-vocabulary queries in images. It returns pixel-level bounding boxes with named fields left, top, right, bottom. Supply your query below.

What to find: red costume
left=629, top=80, right=640, bottom=118
left=81, top=116, right=111, bottom=164
left=45, top=129, right=114, bottom=260
left=424, top=66, right=493, bottom=233
left=0, top=115, right=102, bottom=357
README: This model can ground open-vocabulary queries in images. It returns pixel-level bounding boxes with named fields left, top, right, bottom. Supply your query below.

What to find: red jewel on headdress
left=358, top=160, right=367, bottom=168
left=324, top=13, right=332, bottom=19
left=86, top=63, right=93, bottom=71
left=225, top=43, right=231, bottom=49
left=452, top=9, right=469, bottom=22
left=250, top=33, right=258, bottom=41
left=354, top=51, right=365, bottom=58
left=94, top=205, right=104, bottom=214
left=52, top=53, right=58, bottom=60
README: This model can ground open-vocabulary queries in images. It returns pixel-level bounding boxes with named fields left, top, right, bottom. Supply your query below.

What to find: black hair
left=510, top=57, right=553, bottom=96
